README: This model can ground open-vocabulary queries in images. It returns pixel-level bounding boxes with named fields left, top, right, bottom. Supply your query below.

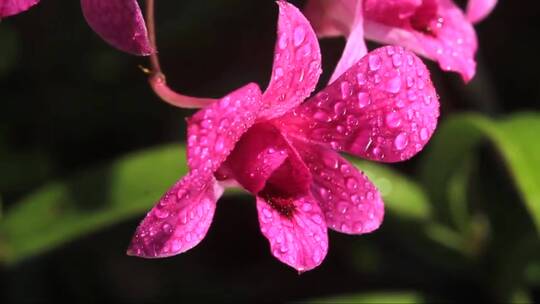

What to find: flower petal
left=328, top=0, right=368, bottom=83
left=278, top=46, right=439, bottom=163
left=187, top=83, right=262, bottom=174
left=304, top=0, right=356, bottom=38
left=364, top=0, right=479, bottom=81
left=0, top=0, right=39, bottom=17
left=466, top=0, right=497, bottom=23
left=294, top=141, right=384, bottom=234
left=256, top=193, right=328, bottom=272
left=222, top=123, right=289, bottom=194
left=127, top=173, right=223, bottom=258
left=260, top=1, right=322, bottom=119
left=80, top=0, right=153, bottom=55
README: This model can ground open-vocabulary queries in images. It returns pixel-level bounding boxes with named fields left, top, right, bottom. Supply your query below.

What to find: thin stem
left=144, top=0, right=214, bottom=109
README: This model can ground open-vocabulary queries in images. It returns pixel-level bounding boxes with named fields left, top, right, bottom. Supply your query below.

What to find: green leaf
left=0, top=144, right=188, bottom=264
left=421, top=112, right=540, bottom=233
left=350, top=160, right=431, bottom=221
left=302, top=292, right=424, bottom=304
left=0, top=144, right=431, bottom=265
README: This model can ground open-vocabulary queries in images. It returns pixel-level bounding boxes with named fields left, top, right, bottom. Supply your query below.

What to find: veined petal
left=466, top=0, right=497, bottom=23
left=294, top=141, right=384, bottom=234
left=256, top=193, right=328, bottom=272
left=0, top=0, right=39, bottom=18
left=80, top=0, right=153, bottom=56
left=187, top=83, right=262, bottom=174
left=278, top=46, right=439, bottom=163
left=127, top=173, right=223, bottom=258
left=328, top=0, right=368, bottom=83
left=364, top=0, right=478, bottom=81
left=261, top=1, right=322, bottom=119
left=222, top=123, right=289, bottom=194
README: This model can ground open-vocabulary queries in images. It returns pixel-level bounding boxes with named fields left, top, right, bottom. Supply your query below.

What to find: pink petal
left=260, top=1, right=322, bottom=119
left=221, top=123, right=289, bottom=194
left=187, top=83, right=262, bottom=174
left=364, top=0, right=479, bottom=81
left=127, top=173, right=223, bottom=258
left=466, top=0, right=497, bottom=23
left=0, top=0, right=39, bottom=17
left=363, top=0, right=423, bottom=27
left=80, top=0, right=154, bottom=56
left=328, top=0, right=368, bottom=83
left=303, top=0, right=356, bottom=38
left=278, top=46, right=439, bottom=163
left=256, top=194, right=328, bottom=272
left=294, top=141, right=384, bottom=234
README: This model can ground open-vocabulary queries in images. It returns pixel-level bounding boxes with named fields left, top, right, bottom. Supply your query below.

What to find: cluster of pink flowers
left=2, top=0, right=495, bottom=271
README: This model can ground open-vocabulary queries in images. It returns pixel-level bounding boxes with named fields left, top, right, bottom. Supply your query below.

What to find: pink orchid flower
left=127, top=1, right=440, bottom=272
left=0, top=0, right=153, bottom=55
left=305, top=0, right=497, bottom=83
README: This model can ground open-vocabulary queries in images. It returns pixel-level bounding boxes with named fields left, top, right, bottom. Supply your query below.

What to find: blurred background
left=1, top=0, right=539, bottom=303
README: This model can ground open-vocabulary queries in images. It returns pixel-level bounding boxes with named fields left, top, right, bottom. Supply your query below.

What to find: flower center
left=259, top=186, right=296, bottom=218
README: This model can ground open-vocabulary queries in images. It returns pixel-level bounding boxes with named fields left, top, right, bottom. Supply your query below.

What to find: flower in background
left=127, top=2, right=440, bottom=272
left=305, top=0, right=497, bottom=82
left=0, top=0, right=153, bottom=55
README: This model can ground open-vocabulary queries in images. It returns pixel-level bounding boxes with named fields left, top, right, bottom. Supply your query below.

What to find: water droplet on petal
left=357, top=92, right=370, bottom=108
left=346, top=177, right=358, bottom=190
left=394, top=132, right=409, bottom=150
left=340, top=81, right=352, bottom=99
left=420, top=127, right=429, bottom=141
left=392, top=54, right=402, bottom=67
left=369, top=54, right=381, bottom=71
left=385, top=112, right=402, bottom=128
left=293, top=27, right=305, bottom=47
left=314, top=111, right=331, bottom=122
left=385, top=76, right=402, bottom=93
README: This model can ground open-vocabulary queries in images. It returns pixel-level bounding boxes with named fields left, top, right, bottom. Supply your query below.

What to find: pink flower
left=0, top=0, right=153, bottom=55
left=305, top=0, right=497, bottom=82
left=127, top=1, right=440, bottom=271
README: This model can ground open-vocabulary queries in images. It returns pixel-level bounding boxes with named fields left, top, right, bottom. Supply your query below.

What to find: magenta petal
left=256, top=194, right=328, bottom=272
left=187, top=83, right=262, bottom=174
left=466, top=0, right=497, bottom=23
left=0, top=0, right=39, bottom=17
left=365, top=0, right=479, bottom=81
left=260, top=1, right=322, bottom=119
left=223, top=123, right=289, bottom=194
left=80, top=0, right=153, bottom=56
left=304, top=0, right=356, bottom=38
left=279, top=46, right=439, bottom=163
left=127, top=173, right=223, bottom=258
left=328, top=0, right=368, bottom=83
left=295, top=142, right=384, bottom=234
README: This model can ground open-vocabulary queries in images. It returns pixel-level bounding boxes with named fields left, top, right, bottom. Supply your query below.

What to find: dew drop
left=340, top=81, right=352, bottom=99
left=357, top=92, right=370, bottom=108
left=293, top=26, right=305, bottom=47
left=420, top=127, right=429, bottom=141
left=356, top=73, right=367, bottom=86
left=278, top=33, right=288, bottom=49
left=346, top=177, right=358, bottom=190
left=337, top=201, right=349, bottom=214
left=162, top=223, right=173, bottom=233
left=368, top=54, right=381, bottom=71
left=385, top=112, right=402, bottom=128
left=215, top=136, right=225, bottom=152
left=394, top=132, right=409, bottom=150
left=392, top=54, right=402, bottom=67
left=385, top=76, right=402, bottom=93
left=333, top=101, right=346, bottom=116
left=314, top=111, right=331, bottom=122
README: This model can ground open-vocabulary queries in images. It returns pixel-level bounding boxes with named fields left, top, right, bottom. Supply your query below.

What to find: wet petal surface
left=261, top=1, right=322, bottom=119
left=278, top=46, right=439, bottom=163
left=187, top=83, right=262, bottom=174
left=295, top=142, right=384, bottom=234
left=256, top=193, right=328, bottom=272
left=127, top=173, right=223, bottom=258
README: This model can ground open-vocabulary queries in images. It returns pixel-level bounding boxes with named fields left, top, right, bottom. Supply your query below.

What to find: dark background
left=1, top=0, right=539, bottom=302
